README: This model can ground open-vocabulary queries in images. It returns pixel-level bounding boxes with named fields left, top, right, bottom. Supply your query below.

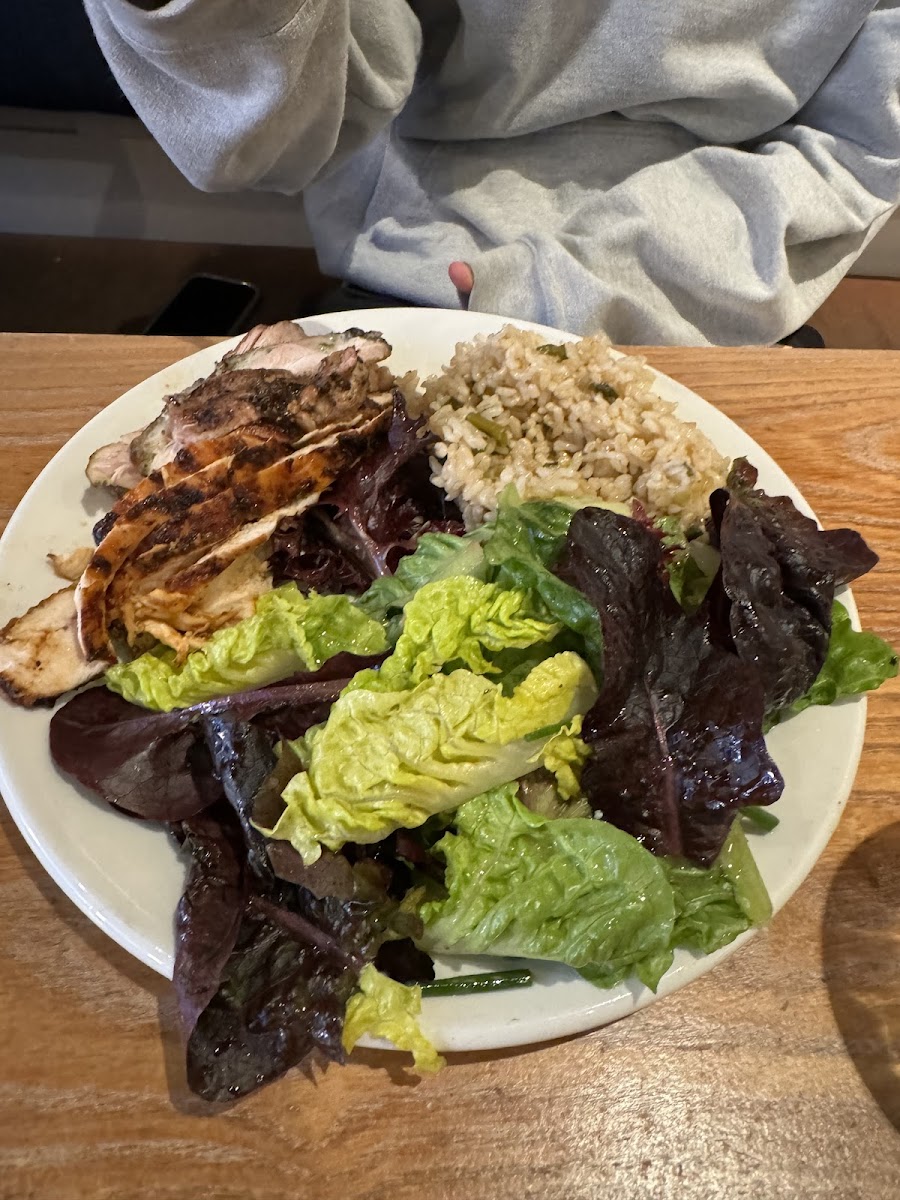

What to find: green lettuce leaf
left=486, top=486, right=632, bottom=567
left=484, top=642, right=562, bottom=694
left=106, top=584, right=388, bottom=712
left=655, top=516, right=720, bottom=613
left=665, top=819, right=772, bottom=955
left=418, top=784, right=677, bottom=991
left=771, top=600, right=898, bottom=726
left=536, top=715, right=589, bottom=800
left=480, top=490, right=606, bottom=678
left=483, top=490, right=581, bottom=568
left=342, top=964, right=444, bottom=1074
left=491, top=557, right=605, bottom=681
left=667, top=544, right=720, bottom=613
left=350, top=576, right=560, bottom=694
left=264, top=652, right=598, bottom=862
left=360, top=490, right=611, bottom=679
left=359, top=532, right=486, bottom=624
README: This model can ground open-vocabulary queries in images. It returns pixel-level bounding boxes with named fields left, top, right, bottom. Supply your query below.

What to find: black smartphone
left=143, top=273, right=260, bottom=335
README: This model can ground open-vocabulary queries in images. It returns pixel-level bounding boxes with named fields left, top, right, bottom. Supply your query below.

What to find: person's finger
left=448, top=261, right=475, bottom=309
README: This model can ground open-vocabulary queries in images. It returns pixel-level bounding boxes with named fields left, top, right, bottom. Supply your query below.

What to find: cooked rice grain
left=421, top=326, right=729, bottom=529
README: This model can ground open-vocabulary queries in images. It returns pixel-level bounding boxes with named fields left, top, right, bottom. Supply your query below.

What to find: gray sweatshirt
left=84, top=0, right=900, bottom=344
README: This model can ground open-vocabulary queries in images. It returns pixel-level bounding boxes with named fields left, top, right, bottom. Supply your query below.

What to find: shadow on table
left=823, top=820, right=900, bottom=1134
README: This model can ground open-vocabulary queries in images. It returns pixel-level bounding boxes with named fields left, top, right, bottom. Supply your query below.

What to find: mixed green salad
left=49, top=464, right=897, bottom=1100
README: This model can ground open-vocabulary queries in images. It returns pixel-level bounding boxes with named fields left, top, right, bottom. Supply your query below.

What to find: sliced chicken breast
left=0, top=588, right=106, bottom=706
left=218, top=322, right=391, bottom=374
left=85, top=430, right=145, bottom=492
left=128, top=330, right=391, bottom=477
left=76, top=408, right=391, bottom=661
left=130, top=548, right=274, bottom=656
left=0, top=322, right=399, bottom=707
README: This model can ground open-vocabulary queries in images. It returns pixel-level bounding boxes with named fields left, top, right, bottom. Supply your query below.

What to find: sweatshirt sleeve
left=468, top=1, right=900, bottom=346
left=83, top=0, right=422, bottom=193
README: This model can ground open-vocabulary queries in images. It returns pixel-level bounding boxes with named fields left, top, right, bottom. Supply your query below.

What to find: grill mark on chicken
left=77, top=451, right=280, bottom=661
left=110, top=490, right=322, bottom=644
left=160, top=424, right=294, bottom=485
left=130, top=403, right=394, bottom=574
left=167, top=369, right=304, bottom=436
left=143, top=493, right=324, bottom=606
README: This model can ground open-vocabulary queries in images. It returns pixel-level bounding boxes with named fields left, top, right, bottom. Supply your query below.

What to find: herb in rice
left=416, top=326, right=729, bottom=529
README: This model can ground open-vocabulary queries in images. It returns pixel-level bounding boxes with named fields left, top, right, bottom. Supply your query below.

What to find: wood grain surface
left=1, top=335, right=899, bottom=1200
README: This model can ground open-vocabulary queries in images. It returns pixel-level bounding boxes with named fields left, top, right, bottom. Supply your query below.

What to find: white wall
left=1, top=107, right=898, bottom=277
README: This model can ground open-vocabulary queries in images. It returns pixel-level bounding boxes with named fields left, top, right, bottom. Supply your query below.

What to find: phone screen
left=144, top=274, right=259, bottom=336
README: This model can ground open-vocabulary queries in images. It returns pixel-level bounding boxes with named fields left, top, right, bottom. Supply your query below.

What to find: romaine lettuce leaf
left=483, top=490, right=581, bottom=568
left=770, top=600, right=898, bottom=727
left=351, top=576, right=559, bottom=694
left=536, top=715, right=589, bottom=800
left=665, top=819, right=771, bottom=955
left=481, top=490, right=606, bottom=678
left=418, top=784, right=677, bottom=991
left=264, top=651, right=598, bottom=863
left=414, top=788, right=772, bottom=992
left=106, top=584, right=387, bottom=711
left=342, top=964, right=444, bottom=1074
left=491, top=556, right=605, bottom=681
left=359, top=531, right=486, bottom=623
left=360, top=490, right=607, bottom=679
left=486, top=486, right=631, bottom=567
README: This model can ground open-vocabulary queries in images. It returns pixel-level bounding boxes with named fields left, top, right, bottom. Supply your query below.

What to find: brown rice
left=417, top=326, right=729, bottom=530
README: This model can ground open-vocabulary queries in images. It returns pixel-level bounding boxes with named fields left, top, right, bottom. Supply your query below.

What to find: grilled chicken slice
left=48, top=546, right=94, bottom=582
left=157, top=423, right=295, bottom=486
left=0, top=588, right=106, bottom=706
left=76, top=408, right=392, bottom=661
left=115, top=491, right=322, bottom=645
left=74, top=443, right=294, bottom=661
left=132, top=548, right=274, bottom=656
left=85, top=431, right=145, bottom=492
left=112, top=482, right=338, bottom=648
left=121, top=492, right=323, bottom=642
left=102, top=389, right=390, bottom=587
left=129, top=333, right=391, bottom=477
left=129, top=371, right=291, bottom=475
left=132, top=393, right=393, bottom=571
left=218, top=322, right=391, bottom=374
left=86, top=323, right=393, bottom=493
left=128, top=414, right=168, bottom=476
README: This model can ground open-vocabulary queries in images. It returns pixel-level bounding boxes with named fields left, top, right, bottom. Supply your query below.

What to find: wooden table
left=1, top=335, right=899, bottom=1200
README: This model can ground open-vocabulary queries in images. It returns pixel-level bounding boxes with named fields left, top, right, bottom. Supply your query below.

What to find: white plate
left=0, top=309, right=865, bottom=1053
